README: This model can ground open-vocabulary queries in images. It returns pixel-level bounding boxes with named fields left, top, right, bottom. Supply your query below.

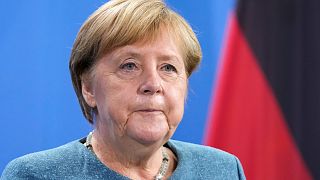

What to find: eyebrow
left=112, top=46, right=182, bottom=63
left=158, top=54, right=180, bottom=61
left=116, top=50, right=180, bottom=61
left=114, top=48, right=142, bottom=59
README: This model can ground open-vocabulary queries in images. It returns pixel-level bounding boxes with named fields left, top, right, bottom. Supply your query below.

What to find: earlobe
left=82, top=81, right=96, bottom=108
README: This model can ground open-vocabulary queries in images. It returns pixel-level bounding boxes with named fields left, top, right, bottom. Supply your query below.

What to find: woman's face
left=83, top=30, right=187, bottom=146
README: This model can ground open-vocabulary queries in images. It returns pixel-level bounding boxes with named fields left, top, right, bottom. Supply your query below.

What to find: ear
left=81, top=78, right=96, bottom=108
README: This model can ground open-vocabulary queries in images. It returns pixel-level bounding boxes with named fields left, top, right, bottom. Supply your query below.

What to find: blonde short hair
left=69, top=0, right=202, bottom=123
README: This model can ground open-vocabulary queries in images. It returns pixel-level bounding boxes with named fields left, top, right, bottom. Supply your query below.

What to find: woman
left=1, top=0, right=245, bottom=179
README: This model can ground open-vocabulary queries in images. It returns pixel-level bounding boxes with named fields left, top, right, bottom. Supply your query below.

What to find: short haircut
left=69, top=0, right=202, bottom=123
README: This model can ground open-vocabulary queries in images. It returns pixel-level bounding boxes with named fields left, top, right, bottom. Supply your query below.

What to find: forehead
left=136, top=28, right=181, bottom=50
left=100, top=24, right=179, bottom=53
left=112, top=30, right=183, bottom=62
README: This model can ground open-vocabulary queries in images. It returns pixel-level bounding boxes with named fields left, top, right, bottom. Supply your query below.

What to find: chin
left=127, top=129, right=169, bottom=146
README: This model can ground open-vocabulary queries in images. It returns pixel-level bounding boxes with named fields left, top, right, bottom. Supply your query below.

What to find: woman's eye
left=120, top=62, right=138, bottom=71
left=161, top=64, right=177, bottom=73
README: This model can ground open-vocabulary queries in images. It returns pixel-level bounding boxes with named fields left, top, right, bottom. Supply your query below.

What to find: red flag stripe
left=205, top=14, right=312, bottom=180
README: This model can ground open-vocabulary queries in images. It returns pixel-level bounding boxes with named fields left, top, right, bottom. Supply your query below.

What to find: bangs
left=70, top=0, right=201, bottom=123
left=97, top=0, right=170, bottom=57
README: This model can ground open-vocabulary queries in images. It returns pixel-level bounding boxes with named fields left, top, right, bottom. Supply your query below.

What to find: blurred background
left=0, top=0, right=234, bottom=173
left=1, top=0, right=319, bottom=179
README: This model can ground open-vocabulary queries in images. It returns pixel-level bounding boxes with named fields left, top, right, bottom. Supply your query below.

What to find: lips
left=138, top=109, right=160, bottom=112
left=134, top=108, right=164, bottom=115
left=136, top=109, right=162, bottom=113
left=133, top=103, right=165, bottom=114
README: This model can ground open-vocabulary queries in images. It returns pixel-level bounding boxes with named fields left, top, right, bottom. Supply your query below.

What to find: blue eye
left=120, top=62, right=138, bottom=71
left=162, top=64, right=177, bottom=73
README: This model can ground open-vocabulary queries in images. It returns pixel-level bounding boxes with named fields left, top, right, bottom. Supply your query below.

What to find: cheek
left=166, top=81, right=187, bottom=127
left=93, top=78, right=134, bottom=126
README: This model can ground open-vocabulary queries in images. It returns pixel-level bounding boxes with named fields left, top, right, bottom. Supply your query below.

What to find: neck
left=91, top=129, right=167, bottom=179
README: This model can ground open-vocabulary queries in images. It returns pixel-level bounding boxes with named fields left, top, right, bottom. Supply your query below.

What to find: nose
left=138, top=69, right=163, bottom=95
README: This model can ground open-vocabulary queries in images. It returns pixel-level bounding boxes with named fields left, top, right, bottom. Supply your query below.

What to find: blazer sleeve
left=1, top=158, right=35, bottom=179
left=235, top=156, right=246, bottom=180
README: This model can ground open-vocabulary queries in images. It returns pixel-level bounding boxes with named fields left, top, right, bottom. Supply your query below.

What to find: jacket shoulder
left=1, top=140, right=85, bottom=179
left=167, top=140, right=246, bottom=179
left=168, top=139, right=235, bottom=160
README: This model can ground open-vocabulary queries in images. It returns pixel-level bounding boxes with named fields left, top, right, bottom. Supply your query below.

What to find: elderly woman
left=1, top=0, right=245, bottom=179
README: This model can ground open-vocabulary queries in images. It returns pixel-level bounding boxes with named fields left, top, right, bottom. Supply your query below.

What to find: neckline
left=78, top=132, right=180, bottom=180
left=79, top=138, right=183, bottom=179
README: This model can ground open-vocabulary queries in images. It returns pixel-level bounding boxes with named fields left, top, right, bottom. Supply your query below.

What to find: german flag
left=205, top=0, right=320, bottom=179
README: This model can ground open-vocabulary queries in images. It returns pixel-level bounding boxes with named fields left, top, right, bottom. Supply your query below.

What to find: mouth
left=137, top=109, right=161, bottom=112
left=135, top=109, right=163, bottom=114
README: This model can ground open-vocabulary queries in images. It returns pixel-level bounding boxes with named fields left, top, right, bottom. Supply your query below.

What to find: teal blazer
left=1, top=139, right=246, bottom=179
